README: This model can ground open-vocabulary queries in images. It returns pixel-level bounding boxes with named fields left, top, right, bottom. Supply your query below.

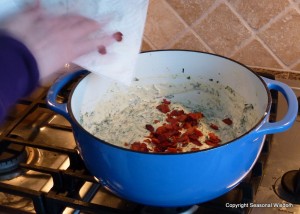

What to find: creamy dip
left=80, top=79, right=260, bottom=152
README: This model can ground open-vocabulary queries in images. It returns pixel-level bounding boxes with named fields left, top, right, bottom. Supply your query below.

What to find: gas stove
left=0, top=70, right=299, bottom=214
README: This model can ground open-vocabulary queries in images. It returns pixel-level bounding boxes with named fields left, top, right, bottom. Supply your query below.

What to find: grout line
left=289, top=57, right=300, bottom=70
left=189, top=0, right=223, bottom=29
left=161, top=0, right=192, bottom=49
left=255, top=4, right=296, bottom=34
left=162, top=0, right=189, bottom=28
left=224, top=0, right=291, bottom=70
left=164, top=28, right=190, bottom=48
left=189, top=29, right=215, bottom=53
left=255, top=36, right=290, bottom=70
left=228, top=35, right=254, bottom=58
left=183, top=0, right=224, bottom=53
left=254, top=4, right=299, bottom=70
left=142, top=35, right=157, bottom=50
left=224, top=1, right=255, bottom=35
left=288, top=0, right=300, bottom=14
left=185, top=0, right=225, bottom=53
left=165, top=25, right=215, bottom=53
left=224, top=1, right=255, bottom=57
left=162, top=0, right=219, bottom=52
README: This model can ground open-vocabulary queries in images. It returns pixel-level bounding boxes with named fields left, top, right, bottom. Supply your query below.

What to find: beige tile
left=258, top=9, right=300, bottom=66
left=141, top=39, right=153, bottom=52
left=228, top=0, right=289, bottom=30
left=232, top=39, right=282, bottom=69
left=144, top=0, right=186, bottom=49
left=251, top=68, right=289, bottom=79
left=171, top=31, right=208, bottom=51
left=291, top=62, right=300, bottom=71
left=193, top=3, right=251, bottom=56
left=166, top=0, right=216, bottom=25
left=288, top=72, right=300, bottom=80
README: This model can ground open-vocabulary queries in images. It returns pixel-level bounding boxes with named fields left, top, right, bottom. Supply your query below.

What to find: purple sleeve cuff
left=0, top=33, right=39, bottom=121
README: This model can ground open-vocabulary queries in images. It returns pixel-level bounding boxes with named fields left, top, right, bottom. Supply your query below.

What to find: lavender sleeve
left=0, top=33, right=39, bottom=121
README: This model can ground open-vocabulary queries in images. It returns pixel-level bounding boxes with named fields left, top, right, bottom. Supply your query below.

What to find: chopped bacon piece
left=185, top=116, right=198, bottom=127
left=166, top=147, right=177, bottom=153
left=143, top=139, right=151, bottom=144
left=182, top=122, right=192, bottom=129
left=164, top=124, right=173, bottom=130
left=166, top=117, right=178, bottom=126
left=222, top=118, right=233, bottom=125
left=153, top=120, right=160, bottom=124
left=130, top=142, right=149, bottom=152
left=188, top=132, right=198, bottom=140
left=156, top=103, right=170, bottom=113
left=188, top=112, right=203, bottom=120
left=177, top=114, right=188, bottom=122
left=156, top=126, right=168, bottom=134
left=190, top=147, right=200, bottom=152
left=190, top=138, right=202, bottom=146
left=151, top=138, right=160, bottom=145
left=155, top=144, right=168, bottom=152
left=145, top=124, right=155, bottom=132
left=175, top=135, right=189, bottom=143
left=157, top=134, right=168, bottom=143
left=181, top=141, right=189, bottom=147
left=210, top=124, right=219, bottom=130
left=168, top=130, right=181, bottom=138
left=193, top=129, right=203, bottom=137
left=205, top=140, right=218, bottom=147
left=208, top=133, right=221, bottom=143
left=162, top=99, right=171, bottom=104
left=169, top=110, right=185, bottom=117
left=177, top=148, right=183, bottom=152
left=185, top=127, right=195, bottom=135
left=153, top=147, right=162, bottom=153
left=205, top=133, right=221, bottom=147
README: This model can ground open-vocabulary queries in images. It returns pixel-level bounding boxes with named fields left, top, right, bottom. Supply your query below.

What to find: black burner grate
left=0, top=72, right=278, bottom=214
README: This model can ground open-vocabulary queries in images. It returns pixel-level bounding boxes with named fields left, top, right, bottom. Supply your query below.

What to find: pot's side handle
left=46, top=70, right=88, bottom=121
left=256, top=77, right=298, bottom=135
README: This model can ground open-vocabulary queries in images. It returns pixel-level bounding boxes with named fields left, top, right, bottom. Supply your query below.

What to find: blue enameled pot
left=47, top=50, right=297, bottom=207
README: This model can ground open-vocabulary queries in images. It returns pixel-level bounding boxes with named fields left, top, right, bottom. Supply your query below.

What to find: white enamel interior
left=71, top=51, right=269, bottom=127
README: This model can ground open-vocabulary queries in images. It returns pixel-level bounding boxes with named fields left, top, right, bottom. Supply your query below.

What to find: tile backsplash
left=142, top=0, right=300, bottom=79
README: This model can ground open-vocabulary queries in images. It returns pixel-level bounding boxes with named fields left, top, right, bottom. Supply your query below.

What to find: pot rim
left=67, top=49, right=272, bottom=155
